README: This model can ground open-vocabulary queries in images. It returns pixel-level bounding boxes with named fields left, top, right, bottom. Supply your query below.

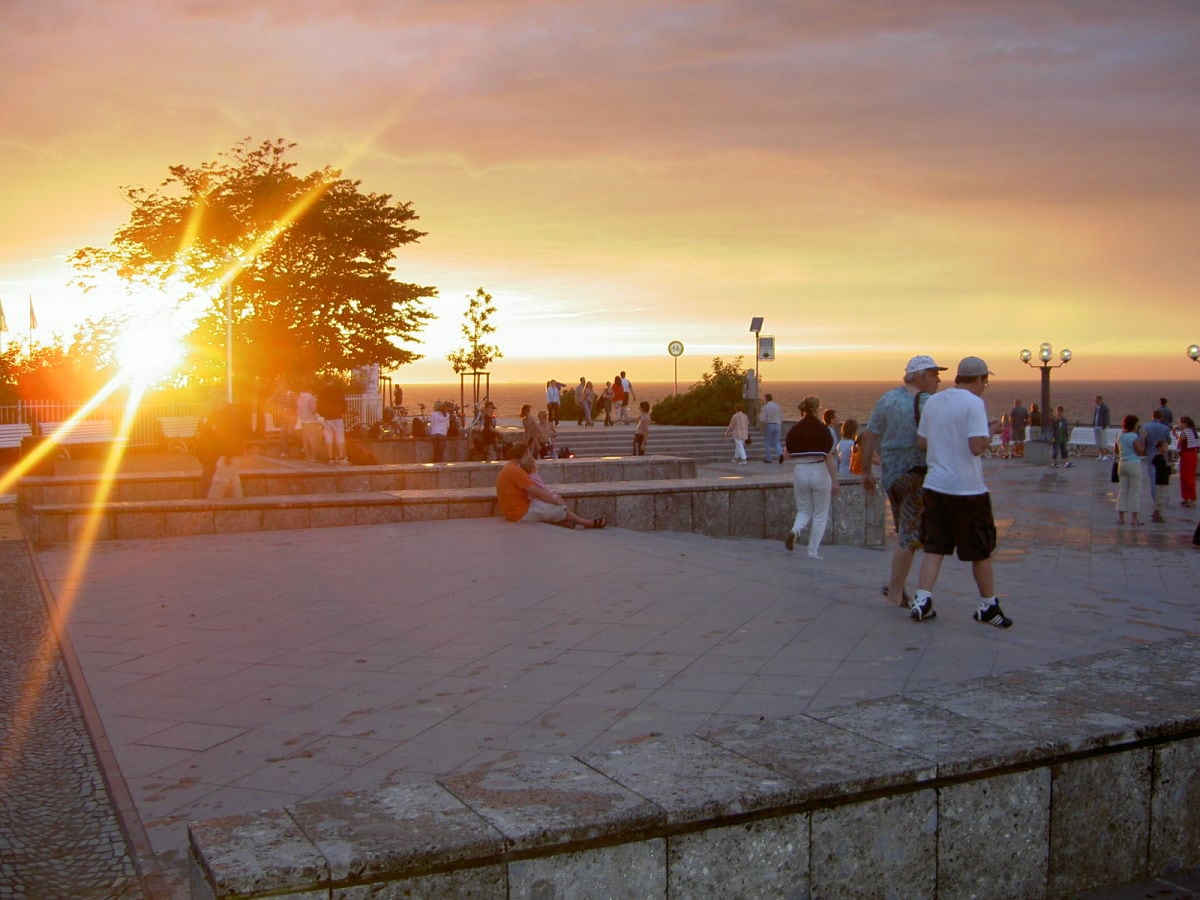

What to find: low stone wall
left=17, top=457, right=698, bottom=509
left=188, top=637, right=1200, bottom=899
left=347, top=435, right=473, bottom=465
left=26, top=470, right=882, bottom=549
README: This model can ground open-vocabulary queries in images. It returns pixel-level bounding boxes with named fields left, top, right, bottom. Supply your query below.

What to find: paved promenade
left=3, top=447, right=1200, bottom=897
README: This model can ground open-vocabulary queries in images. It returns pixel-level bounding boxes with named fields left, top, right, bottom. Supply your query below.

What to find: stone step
left=551, top=425, right=737, bottom=462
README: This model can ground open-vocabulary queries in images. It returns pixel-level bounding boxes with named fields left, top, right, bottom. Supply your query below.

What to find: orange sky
left=1, top=1, right=1198, bottom=386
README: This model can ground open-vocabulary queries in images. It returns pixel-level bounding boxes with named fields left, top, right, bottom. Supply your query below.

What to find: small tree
left=447, top=286, right=502, bottom=376
left=651, top=356, right=746, bottom=426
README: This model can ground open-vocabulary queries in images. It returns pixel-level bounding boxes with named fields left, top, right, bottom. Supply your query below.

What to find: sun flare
left=90, top=275, right=211, bottom=389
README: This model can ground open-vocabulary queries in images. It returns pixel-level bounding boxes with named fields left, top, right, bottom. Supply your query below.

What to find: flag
left=28, top=295, right=37, bottom=329
left=0, top=299, right=8, bottom=332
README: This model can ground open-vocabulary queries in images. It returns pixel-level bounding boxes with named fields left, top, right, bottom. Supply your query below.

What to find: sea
left=393, top=380, right=1200, bottom=429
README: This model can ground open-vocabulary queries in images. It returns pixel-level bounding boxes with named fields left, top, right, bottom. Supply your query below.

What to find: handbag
left=1111, top=460, right=1119, bottom=483
left=849, top=442, right=864, bottom=475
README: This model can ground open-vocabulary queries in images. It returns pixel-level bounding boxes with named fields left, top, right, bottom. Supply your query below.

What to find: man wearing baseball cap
left=859, top=354, right=946, bottom=608
left=910, top=356, right=1012, bottom=628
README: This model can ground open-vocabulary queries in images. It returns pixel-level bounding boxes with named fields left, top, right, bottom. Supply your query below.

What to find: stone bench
left=27, top=473, right=883, bottom=549
left=16, top=456, right=699, bottom=509
left=188, top=636, right=1200, bottom=899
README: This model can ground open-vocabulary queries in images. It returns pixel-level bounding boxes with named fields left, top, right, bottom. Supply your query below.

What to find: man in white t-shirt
left=909, top=356, right=1012, bottom=629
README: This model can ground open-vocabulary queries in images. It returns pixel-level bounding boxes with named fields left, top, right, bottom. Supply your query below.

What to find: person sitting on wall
left=495, top=442, right=606, bottom=529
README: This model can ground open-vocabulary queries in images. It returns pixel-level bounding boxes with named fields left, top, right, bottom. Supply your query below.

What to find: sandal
left=590, top=517, right=607, bottom=529
left=881, top=585, right=912, bottom=608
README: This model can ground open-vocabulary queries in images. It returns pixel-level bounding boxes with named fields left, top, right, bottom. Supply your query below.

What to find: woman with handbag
left=1115, top=414, right=1146, bottom=526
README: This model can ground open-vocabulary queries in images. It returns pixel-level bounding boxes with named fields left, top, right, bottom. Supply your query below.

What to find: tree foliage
left=447, top=287, right=502, bottom=374
left=651, top=356, right=747, bottom=425
left=69, top=138, right=437, bottom=391
left=0, top=318, right=123, bottom=403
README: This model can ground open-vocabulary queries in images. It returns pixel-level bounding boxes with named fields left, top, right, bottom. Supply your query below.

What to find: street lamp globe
left=1039, top=342, right=1053, bottom=363
left=1059, top=348, right=1072, bottom=364
left=1188, top=344, right=1200, bottom=363
left=1019, top=348, right=1032, bottom=364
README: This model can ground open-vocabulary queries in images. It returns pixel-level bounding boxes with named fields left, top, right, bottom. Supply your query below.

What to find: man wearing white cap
left=910, top=356, right=1012, bottom=628
left=859, top=355, right=946, bottom=608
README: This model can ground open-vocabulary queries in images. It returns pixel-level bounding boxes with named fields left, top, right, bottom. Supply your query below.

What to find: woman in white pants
left=784, top=395, right=839, bottom=558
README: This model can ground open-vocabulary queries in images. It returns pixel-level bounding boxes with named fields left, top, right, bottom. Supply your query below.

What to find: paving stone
left=0, top=539, right=144, bottom=898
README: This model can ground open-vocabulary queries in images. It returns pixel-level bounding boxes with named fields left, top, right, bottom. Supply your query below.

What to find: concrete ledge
left=16, top=456, right=698, bottom=509
left=27, top=473, right=884, bottom=548
left=188, top=637, right=1200, bottom=898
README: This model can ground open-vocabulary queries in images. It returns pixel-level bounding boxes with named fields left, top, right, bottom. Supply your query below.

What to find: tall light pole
left=1019, top=342, right=1072, bottom=440
left=748, top=317, right=763, bottom=426
left=224, top=255, right=236, bottom=405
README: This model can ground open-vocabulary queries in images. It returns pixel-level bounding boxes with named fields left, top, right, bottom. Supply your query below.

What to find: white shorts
left=323, top=418, right=346, bottom=443
left=521, top=499, right=568, bottom=523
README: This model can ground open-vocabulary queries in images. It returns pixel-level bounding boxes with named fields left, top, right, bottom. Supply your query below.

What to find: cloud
left=1, top=0, right=1198, bottom=379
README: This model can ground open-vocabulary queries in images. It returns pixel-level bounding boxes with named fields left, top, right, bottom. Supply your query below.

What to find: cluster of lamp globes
left=1019, top=343, right=1072, bottom=367
left=1020, top=343, right=1200, bottom=367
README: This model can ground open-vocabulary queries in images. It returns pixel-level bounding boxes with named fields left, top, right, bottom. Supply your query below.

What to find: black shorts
left=920, top=489, right=996, bottom=562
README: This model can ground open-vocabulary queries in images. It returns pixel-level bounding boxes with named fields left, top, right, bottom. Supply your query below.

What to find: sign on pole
left=757, top=335, right=775, bottom=361
left=668, top=340, right=684, bottom=395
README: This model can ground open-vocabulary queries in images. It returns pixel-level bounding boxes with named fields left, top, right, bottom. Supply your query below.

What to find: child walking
left=1151, top=439, right=1171, bottom=523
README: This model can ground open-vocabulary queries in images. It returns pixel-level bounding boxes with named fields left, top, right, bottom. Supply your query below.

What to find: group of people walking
left=770, top=355, right=1013, bottom=629
left=269, top=375, right=351, bottom=464
left=563, top=372, right=638, bottom=427
left=768, top=357, right=1200, bottom=626
left=1111, top=399, right=1198, bottom=535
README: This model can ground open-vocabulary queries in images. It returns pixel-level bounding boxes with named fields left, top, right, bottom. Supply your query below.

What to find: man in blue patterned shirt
left=859, top=355, right=945, bottom=609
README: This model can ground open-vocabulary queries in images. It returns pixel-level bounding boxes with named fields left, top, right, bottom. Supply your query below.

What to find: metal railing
left=0, top=393, right=385, bottom=449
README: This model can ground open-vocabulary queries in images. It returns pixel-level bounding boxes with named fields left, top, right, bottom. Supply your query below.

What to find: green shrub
left=559, top=390, right=580, bottom=421
left=651, top=357, right=748, bottom=426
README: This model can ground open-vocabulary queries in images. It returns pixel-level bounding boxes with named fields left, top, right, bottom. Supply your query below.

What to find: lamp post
left=1019, top=342, right=1072, bottom=441
left=748, top=317, right=763, bottom=426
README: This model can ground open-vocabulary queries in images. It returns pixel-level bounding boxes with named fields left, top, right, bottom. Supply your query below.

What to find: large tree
left=70, top=138, right=437, bottom=390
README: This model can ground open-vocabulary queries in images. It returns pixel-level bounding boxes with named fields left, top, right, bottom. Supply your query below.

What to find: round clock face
left=668, top=341, right=684, bottom=357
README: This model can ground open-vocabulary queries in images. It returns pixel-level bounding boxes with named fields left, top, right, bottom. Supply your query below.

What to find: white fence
left=0, top=393, right=384, bottom=449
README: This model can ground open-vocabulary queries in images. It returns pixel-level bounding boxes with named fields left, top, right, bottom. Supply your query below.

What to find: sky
left=1, top=0, right=1198, bottom=386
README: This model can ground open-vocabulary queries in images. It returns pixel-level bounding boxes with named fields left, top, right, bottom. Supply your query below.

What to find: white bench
left=159, top=415, right=200, bottom=453
left=0, top=422, right=32, bottom=451
left=38, top=420, right=125, bottom=460
left=1067, top=426, right=1122, bottom=456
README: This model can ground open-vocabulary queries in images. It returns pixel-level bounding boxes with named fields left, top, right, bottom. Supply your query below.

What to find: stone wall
left=188, top=637, right=1200, bottom=898
left=24, top=462, right=885, bottom=550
